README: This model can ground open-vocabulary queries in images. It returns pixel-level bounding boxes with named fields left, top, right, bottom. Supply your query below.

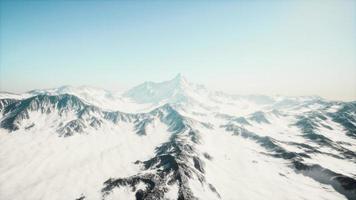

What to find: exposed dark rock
left=100, top=114, right=219, bottom=200
left=249, top=111, right=270, bottom=124
left=328, top=102, right=356, bottom=138
left=0, top=94, right=91, bottom=132
left=223, top=122, right=356, bottom=200
left=193, top=156, right=205, bottom=174
left=232, top=117, right=251, bottom=126
left=25, top=123, right=35, bottom=130
left=103, top=111, right=136, bottom=124
left=0, top=99, right=17, bottom=113
left=89, top=117, right=102, bottom=128
left=295, top=115, right=356, bottom=160
left=75, top=194, right=85, bottom=200
left=293, top=161, right=356, bottom=200
left=58, top=119, right=86, bottom=137
left=208, top=184, right=221, bottom=198
left=135, top=118, right=154, bottom=136
left=221, top=124, right=308, bottom=161
left=203, top=153, right=213, bottom=160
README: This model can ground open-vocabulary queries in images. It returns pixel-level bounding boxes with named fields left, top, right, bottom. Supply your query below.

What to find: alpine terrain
left=0, top=74, right=355, bottom=200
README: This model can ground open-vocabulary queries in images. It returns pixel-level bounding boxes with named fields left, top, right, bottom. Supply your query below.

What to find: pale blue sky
left=0, top=0, right=355, bottom=100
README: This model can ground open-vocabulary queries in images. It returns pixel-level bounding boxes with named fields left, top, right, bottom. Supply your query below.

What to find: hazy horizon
left=1, top=0, right=355, bottom=101
left=0, top=73, right=352, bottom=102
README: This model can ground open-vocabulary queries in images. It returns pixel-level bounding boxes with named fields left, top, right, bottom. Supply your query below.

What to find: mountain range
left=0, top=74, right=355, bottom=200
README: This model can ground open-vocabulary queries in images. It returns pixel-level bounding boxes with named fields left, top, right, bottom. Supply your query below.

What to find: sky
left=0, top=0, right=355, bottom=101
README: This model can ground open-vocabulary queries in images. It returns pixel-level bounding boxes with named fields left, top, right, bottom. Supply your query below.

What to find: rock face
left=0, top=75, right=355, bottom=200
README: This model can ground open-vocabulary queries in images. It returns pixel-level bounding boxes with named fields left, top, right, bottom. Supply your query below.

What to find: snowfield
left=0, top=74, right=355, bottom=200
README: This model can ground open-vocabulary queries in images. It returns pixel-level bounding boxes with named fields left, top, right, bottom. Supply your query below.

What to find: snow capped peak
left=20, top=85, right=139, bottom=111
left=171, top=73, right=189, bottom=86
left=123, top=73, right=197, bottom=104
left=164, top=73, right=192, bottom=92
left=155, top=73, right=191, bottom=91
left=1, top=75, right=356, bottom=200
left=29, top=85, right=113, bottom=97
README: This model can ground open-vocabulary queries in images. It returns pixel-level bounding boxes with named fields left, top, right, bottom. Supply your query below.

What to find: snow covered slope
left=0, top=75, right=355, bottom=200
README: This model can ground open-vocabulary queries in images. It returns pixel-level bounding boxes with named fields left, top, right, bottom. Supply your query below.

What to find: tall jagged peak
left=140, top=73, right=190, bottom=89
left=171, top=73, right=189, bottom=86
left=123, top=73, right=202, bottom=104
left=160, top=73, right=191, bottom=92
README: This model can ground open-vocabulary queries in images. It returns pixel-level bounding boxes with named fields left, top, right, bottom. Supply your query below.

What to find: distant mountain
left=123, top=74, right=192, bottom=103
left=0, top=74, right=355, bottom=200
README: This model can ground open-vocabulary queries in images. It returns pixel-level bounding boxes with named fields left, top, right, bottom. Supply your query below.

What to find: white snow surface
left=0, top=74, right=355, bottom=200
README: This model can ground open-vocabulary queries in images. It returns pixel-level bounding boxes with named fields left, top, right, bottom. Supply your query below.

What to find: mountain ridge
left=1, top=74, right=338, bottom=111
left=0, top=75, right=355, bottom=200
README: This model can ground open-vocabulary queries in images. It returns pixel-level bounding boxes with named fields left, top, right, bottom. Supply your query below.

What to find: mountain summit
left=1, top=75, right=355, bottom=200
left=123, top=74, right=201, bottom=104
left=171, top=73, right=189, bottom=86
